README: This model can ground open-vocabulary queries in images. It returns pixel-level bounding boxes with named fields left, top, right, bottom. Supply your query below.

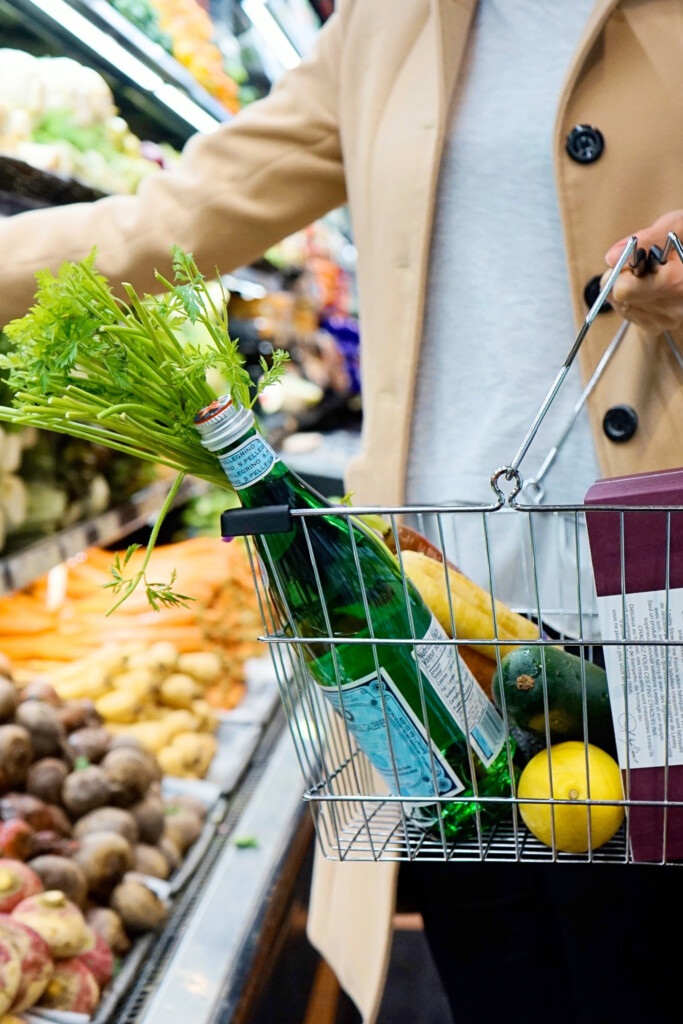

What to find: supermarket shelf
left=136, top=718, right=307, bottom=1024
left=0, top=0, right=231, bottom=143
left=0, top=474, right=208, bottom=596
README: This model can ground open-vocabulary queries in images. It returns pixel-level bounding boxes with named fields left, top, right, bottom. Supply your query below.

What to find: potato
left=191, top=699, right=219, bottom=733
left=0, top=820, right=33, bottom=861
left=133, top=844, right=169, bottom=880
left=165, top=794, right=208, bottom=821
left=159, top=674, right=197, bottom=709
left=130, top=796, right=165, bottom=845
left=26, top=758, right=69, bottom=806
left=28, top=831, right=78, bottom=859
left=95, top=690, right=141, bottom=725
left=14, top=703, right=65, bottom=760
left=73, top=831, right=134, bottom=899
left=19, top=680, right=58, bottom=706
left=85, top=906, right=130, bottom=956
left=109, top=668, right=157, bottom=700
left=74, top=807, right=138, bottom=845
left=27, top=856, right=88, bottom=909
left=158, top=836, right=181, bottom=874
left=163, top=809, right=202, bottom=853
left=177, top=652, right=222, bottom=683
left=159, top=733, right=216, bottom=779
left=57, top=699, right=101, bottom=734
left=127, top=642, right=178, bottom=674
left=101, top=748, right=154, bottom=807
left=110, top=879, right=167, bottom=934
left=0, top=726, right=32, bottom=792
left=0, top=794, right=71, bottom=836
left=0, top=679, right=18, bottom=724
left=67, top=727, right=110, bottom=764
left=62, top=766, right=113, bottom=819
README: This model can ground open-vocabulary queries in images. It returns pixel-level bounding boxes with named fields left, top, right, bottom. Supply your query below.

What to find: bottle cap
left=194, top=396, right=254, bottom=451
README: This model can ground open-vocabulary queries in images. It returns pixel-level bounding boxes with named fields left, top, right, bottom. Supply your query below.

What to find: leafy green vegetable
left=233, top=835, right=259, bottom=849
left=0, top=247, right=288, bottom=610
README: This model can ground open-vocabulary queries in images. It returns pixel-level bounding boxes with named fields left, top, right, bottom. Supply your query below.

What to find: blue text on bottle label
left=219, top=436, right=279, bottom=489
left=322, top=668, right=464, bottom=798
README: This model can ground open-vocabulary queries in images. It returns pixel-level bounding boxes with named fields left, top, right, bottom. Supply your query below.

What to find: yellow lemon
left=518, top=741, right=624, bottom=853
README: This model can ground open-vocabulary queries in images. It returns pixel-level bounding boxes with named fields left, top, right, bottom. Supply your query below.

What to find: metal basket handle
left=492, top=232, right=683, bottom=506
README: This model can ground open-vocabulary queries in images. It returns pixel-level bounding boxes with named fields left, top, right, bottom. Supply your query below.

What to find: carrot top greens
left=0, top=246, right=288, bottom=612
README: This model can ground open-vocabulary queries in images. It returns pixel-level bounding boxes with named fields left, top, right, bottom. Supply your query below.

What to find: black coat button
left=603, top=405, right=638, bottom=443
left=566, top=124, right=605, bottom=163
left=584, top=275, right=612, bottom=313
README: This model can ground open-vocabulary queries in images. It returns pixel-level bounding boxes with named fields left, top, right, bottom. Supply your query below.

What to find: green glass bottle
left=195, top=397, right=514, bottom=838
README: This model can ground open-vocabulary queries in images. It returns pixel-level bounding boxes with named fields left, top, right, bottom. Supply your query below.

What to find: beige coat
left=2, top=1, right=683, bottom=1019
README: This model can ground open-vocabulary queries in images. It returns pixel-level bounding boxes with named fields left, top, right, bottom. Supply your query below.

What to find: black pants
left=399, top=861, right=681, bottom=1024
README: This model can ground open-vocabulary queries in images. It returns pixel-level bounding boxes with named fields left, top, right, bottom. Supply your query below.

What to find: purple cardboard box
left=585, top=469, right=683, bottom=862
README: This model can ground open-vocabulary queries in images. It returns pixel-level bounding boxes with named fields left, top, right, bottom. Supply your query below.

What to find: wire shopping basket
left=223, top=234, right=683, bottom=865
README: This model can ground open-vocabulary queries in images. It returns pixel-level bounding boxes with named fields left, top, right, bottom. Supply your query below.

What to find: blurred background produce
left=0, top=50, right=180, bottom=194
left=0, top=658, right=216, bottom=1017
left=0, top=537, right=262, bottom=725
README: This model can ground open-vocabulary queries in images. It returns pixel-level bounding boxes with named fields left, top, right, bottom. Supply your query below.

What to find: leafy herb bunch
left=0, top=246, right=288, bottom=611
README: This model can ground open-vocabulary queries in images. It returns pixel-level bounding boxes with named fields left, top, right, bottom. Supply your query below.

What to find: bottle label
left=322, top=668, right=465, bottom=798
left=219, top=436, right=279, bottom=490
left=413, top=616, right=506, bottom=768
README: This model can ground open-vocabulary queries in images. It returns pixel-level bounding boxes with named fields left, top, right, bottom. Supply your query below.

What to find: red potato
left=38, top=958, right=99, bottom=1014
left=0, top=795, right=71, bottom=837
left=19, top=682, right=59, bottom=706
left=0, top=915, right=53, bottom=1013
left=28, top=832, right=79, bottom=860
left=0, top=935, right=20, bottom=1016
left=0, top=822, right=33, bottom=862
left=58, top=702, right=102, bottom=735
left=12, top=892, right=89, bottom=959
left=75, top=927, right=113, bottom=990
left=0, top=863, right=42, bottom=914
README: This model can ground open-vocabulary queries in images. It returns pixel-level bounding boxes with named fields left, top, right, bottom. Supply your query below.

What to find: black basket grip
left=221, top=504, right=292, bottom=538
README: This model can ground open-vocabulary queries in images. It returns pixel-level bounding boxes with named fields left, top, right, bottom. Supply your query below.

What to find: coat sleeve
left=0, top=9, right=347, bottom=325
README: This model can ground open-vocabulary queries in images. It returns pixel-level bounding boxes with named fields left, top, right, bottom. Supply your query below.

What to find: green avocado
left=491, top=646, right=616, bottom=756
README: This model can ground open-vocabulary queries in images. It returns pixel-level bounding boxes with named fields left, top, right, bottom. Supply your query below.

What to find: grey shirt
left=406, top=0, right=599, bottom=509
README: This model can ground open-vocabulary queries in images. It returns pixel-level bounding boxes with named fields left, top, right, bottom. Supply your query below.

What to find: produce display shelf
left=91, top=708, right=308, bottom=1024
left=0, top=154, right=107, bottom=216
left=70, top=0, right=231, bottom=125
left=0, top=474, right=209, bottom=597
left=0, top=0, right=229, bottom=144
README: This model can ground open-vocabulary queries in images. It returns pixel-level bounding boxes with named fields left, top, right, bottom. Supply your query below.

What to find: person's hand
left=602, top=210, right=683, bottom=334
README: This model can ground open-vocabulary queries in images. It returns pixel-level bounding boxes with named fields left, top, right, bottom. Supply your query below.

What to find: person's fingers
left=604, top=210, right=683, bottom=267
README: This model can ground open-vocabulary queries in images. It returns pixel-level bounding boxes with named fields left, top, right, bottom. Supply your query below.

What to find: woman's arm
left=0, top=6, right=348, bottom=325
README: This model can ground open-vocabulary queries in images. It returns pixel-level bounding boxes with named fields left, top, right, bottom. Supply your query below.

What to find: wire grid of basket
left=241, top=497, right=683, bottom=866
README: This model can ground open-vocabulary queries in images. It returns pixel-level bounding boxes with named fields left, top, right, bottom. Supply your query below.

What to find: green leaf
left=0, top=245, right=288, bottom=614
left=233, top=836, right=259, bottom=849
left=124, top=543, right=142, bottom=566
